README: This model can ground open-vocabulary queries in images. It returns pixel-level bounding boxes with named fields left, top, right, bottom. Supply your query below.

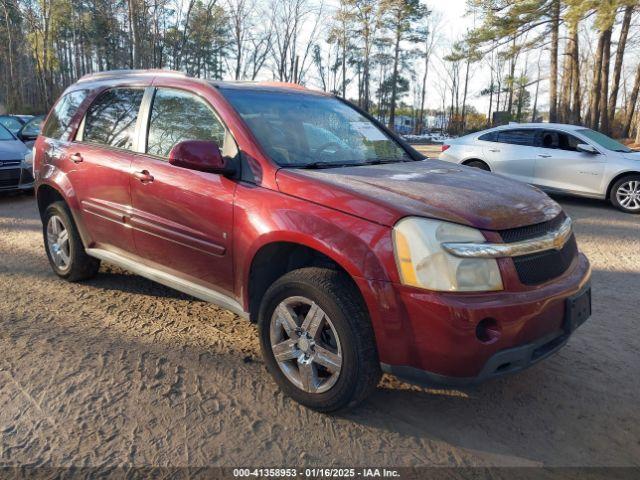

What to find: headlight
left=22, top=151, right=33, bottom=167
left=393, top=217, right=503, bottom=292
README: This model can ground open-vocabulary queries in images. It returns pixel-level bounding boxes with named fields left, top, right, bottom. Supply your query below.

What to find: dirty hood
left=0, top=140, right=29, bottom=161
left=276, top=159, right=562, bottom=230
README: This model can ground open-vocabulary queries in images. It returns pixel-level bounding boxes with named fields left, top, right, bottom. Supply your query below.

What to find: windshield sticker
left=350, top=122, right=387, bottom=141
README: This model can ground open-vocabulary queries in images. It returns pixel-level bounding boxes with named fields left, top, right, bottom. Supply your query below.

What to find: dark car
left=0, top=124, right=34, bottom=193
left=17, top=115, right=45, bottom=148
left=33, top=70, right=592, bottom=411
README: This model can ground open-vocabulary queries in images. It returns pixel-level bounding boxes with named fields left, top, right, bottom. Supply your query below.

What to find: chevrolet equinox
left=33, top=70, right=592, bottom=411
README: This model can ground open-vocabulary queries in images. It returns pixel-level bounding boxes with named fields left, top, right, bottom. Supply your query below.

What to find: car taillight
left=441, top=144, right=450, bottom=152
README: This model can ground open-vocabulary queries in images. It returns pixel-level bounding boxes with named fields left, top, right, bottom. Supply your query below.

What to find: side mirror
left=168, top=140, right=235, bottom=175
left=17, top=126, right=38, bottom=142
left=576, top=143, right=598, bottom=154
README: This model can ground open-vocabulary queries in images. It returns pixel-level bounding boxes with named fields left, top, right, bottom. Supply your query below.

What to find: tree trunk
left=548, top=0, right=560, bottom=122
left=388, top=23, right=401, bottom=130
left=559, top=31, right=575, bottom=123
left=622, top=63, right=640, bottom=138
left=461, top=58, right=470, bottom=131
left=588, top=32, right=606, bottom=129
left=571, top=28, right=581, bottom=124
left=607, top=5, right=633, bottom=132
left=417, top=38, right=431, bottom=133
left=599, top=28, right=612, bottom=134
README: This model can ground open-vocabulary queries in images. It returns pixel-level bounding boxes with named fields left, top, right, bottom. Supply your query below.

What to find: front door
left=67, top=87, right=145, bottom=255
left=533, top=129, right=606, bottom=196
left=129, top=87, right=237, bottom=296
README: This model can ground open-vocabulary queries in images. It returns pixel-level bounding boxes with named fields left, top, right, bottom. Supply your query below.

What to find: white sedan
left=439, top=123, right=640, bottom=213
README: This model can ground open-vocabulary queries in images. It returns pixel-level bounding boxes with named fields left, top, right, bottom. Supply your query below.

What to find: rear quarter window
left=478, top=131, right=497, bottom=142
left=42, top=90, right=89, bottom=140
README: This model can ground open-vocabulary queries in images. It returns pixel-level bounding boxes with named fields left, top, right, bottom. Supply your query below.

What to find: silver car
left=439, top=123, right=640, bottom=213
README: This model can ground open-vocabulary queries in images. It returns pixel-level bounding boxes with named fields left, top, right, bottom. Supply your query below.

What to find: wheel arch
left=36, top=181, right=91, bottom=247
left=461, top=158, right=491, bottom=171
left=606, top=171, right=640, bottom=199
left=244, top=238, right=370, bottom=324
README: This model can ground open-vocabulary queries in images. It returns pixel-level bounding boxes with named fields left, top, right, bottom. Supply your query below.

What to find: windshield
left=0, top=124, right=14, bottom=141
left=576, top=128, right=632, bottom=153
left=220, top=89, right=412, bottom=168
left=0, top=116, right=22, bottom=135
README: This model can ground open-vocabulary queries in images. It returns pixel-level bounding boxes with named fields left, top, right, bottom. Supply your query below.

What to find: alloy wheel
left=269, top=296, right=342, bottom=394
left=616, top=180, right=640, bottom=211
left=46, top=215, right=71, bottom=270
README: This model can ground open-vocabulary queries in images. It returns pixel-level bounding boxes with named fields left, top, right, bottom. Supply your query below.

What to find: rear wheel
left=258, top=267, right=381, bottom=412
left=464, top=160, right=491, bottom=171
left=43, top=201, right=101, bottom=281
left=610, top=175, right=640, bottom=214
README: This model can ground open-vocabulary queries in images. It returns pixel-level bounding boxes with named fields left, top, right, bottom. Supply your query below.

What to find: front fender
left=232, top=184, right=396, bottom=308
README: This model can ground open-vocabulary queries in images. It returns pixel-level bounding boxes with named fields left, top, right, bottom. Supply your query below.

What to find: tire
left=464, top=160, right=491, bottom=171
left=610, top=175, right=640, bottom=214
left=258, top=267, right=381, bottom=412
left=43, top=201, right=101, bottom=281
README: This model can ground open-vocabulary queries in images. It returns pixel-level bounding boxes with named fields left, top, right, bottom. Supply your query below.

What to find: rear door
left=482, top=128, right=538, bottom=184
left=532, top=129, right=606, bottom=195
left=67, top=87, right=145, bottom=255
left=128, top=86, right=237, bottom=296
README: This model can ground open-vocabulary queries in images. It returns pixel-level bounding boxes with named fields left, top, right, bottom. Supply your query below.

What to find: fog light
left=476, top=318, right=501, bottom=344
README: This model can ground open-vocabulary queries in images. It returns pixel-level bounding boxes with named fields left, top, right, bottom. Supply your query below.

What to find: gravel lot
left=1, top=189, right=639, bottom=468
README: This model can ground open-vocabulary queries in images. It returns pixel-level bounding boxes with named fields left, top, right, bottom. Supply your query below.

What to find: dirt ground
left=1, top=190, right=639, bottom=469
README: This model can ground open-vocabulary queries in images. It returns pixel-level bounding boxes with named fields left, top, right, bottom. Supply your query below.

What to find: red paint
left=34, top=72, right=591, bottom=382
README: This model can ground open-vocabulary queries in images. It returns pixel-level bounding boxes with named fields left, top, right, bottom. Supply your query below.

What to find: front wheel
left=258, top=267, right=381, bottom=412
left=610, top=175, right=640, bottom=214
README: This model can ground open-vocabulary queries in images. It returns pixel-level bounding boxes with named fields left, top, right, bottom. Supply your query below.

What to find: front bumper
left=358, top=253, right=591, bottom=385
left=382, top=282, right=591, bottom=387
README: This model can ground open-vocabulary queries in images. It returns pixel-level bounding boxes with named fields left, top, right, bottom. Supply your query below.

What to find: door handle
left=133, top=170, right=154, bottom=183
left=69, top=153, right=83, bottom=163
left=537, top=154, right=552, bottom=158
left=489, top=149, right=501, bottom=152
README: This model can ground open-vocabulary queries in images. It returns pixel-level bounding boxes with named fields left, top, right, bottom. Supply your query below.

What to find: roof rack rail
left=77, top=69, right=187, bottom=83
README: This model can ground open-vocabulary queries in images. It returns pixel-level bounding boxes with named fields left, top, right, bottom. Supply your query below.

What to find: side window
left=478, top=131, right=497, bottom=142
left=146, top=89, right=226, bottom=158
left=497, top=129, right=536, bottom=146
left=537, top=130, right=580, bottom=151
left=42, top=90, right=89, bottom=140
left=82, top=88, right=144, bottom=150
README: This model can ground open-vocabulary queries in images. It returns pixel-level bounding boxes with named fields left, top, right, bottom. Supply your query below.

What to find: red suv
left=34, top=70, right=591, bottom=411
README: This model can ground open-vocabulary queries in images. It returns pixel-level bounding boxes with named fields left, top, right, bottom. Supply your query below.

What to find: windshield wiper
left=361, top=158, right=415, bottom=165
left=297, top=161, right=359, bottom=169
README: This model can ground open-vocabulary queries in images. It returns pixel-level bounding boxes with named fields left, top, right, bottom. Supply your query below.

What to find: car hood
left=275, top=159, right=562, bottom=230
left=0, top=140, right=28, bottom=160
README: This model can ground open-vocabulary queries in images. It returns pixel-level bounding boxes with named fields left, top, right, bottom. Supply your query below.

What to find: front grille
left=513, top=235, right=578, bottom=285
left=0, top=160, right=21, bottom=167
left=499, top=212, right=566, bottom=243
left=497, top=213, right=577, bottom=285
left=0, top=168, right=21, bottom=188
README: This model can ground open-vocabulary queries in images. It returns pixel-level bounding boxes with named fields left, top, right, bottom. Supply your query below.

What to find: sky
left=316, top=0, right=496, bottom=114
